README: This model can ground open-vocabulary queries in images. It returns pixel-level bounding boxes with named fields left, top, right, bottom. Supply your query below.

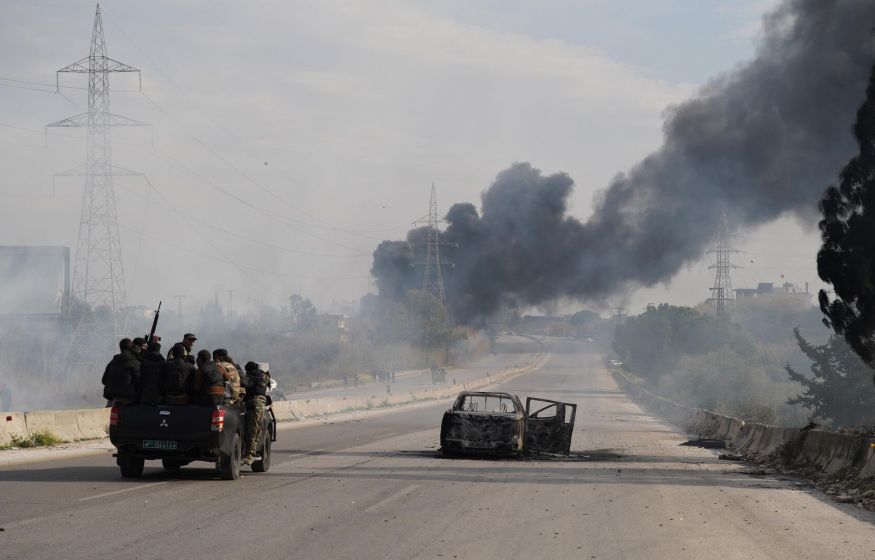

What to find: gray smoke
left=372, top=0, right=875, bottom=324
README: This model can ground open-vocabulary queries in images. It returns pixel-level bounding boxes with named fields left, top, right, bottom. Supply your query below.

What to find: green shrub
left=8, top=431, right=63, bottom=448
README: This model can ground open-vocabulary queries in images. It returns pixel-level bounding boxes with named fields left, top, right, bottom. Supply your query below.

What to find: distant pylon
left=47, top=4, right=145, bottom=342
left=707, top=211, right=741, bottom=316
left=422, top=184, right=447, bottom=307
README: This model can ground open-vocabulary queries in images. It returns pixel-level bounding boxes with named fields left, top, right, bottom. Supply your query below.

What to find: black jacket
left=193, top=361, right=225, bottom=406
left=139, top=350, right=167, bottom=405
left=242, top=369, right=270, bottom=398
left=101, top=349, right=141, bottom=402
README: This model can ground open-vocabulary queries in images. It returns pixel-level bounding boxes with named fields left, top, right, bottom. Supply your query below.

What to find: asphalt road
left=1, top=339, right=874, bottom=560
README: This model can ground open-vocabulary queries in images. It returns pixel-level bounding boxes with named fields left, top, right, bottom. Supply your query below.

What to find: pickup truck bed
left=109, top=402, right=276, bottom=480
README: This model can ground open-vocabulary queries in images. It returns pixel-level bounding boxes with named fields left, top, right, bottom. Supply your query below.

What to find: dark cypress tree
left=818, top=62, right=875, bottom=370
left=786, top=329, right=875, bottom=429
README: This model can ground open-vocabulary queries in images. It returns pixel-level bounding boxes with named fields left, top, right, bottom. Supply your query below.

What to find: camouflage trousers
left=244, top=396, right=266, bottom=457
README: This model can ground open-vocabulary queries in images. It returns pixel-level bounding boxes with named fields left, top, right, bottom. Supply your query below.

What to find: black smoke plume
left=372, top=0, right=875, bottom=324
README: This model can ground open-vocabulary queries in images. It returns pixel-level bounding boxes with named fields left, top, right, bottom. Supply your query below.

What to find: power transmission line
left=102, top=11, right=408, bottom=239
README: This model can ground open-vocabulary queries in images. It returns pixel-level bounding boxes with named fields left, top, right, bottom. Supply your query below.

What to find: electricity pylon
left=412, top=184, right=455, bottom=366
left=422, top=184, right=448, bottom=307
left=707, top=211, right=741, bottom=316
left=47, top=3, right=145, bottom=345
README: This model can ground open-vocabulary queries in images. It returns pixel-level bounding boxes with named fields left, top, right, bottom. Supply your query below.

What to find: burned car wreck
left=440, top=391, right=577, bottom=456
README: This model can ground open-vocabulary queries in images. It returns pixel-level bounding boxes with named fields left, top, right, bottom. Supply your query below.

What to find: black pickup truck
left=109, top=400, right=276, bottom=480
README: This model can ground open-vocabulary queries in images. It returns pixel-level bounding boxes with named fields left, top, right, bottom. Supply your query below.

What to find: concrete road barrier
left=614, top=369, right=874, bottom=481
left=0, top=412, right=28, bottom=446
left=75, top=408, right=111, bottom=441
left=24, top=410, right=85, bottom=443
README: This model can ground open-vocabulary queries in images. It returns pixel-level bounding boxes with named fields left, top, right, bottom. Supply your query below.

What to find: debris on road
left=680, top=438, right=727, bottom=449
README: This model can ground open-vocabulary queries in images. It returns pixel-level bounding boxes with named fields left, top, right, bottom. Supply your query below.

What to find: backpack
left=216, top=361, right=241, bottom=403
left=139, top=352, right=166, bottom=405
left=246, top=369, right=269, bottom=397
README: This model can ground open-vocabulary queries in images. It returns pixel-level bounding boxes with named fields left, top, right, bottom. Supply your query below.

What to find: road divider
left=273, top=352, right=550, bottom=421
left=614, top=370, right=875, bottom=481
left=0, top=353, right=549, bottom=448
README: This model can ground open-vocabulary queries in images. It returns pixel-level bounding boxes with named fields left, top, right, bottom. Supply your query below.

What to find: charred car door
left=524, top=397, right=577, bottom=455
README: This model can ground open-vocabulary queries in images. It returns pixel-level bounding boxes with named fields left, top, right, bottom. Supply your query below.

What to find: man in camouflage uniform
left=241, top=361, right=270, bottom=465
left=212, top=348, right=243, bottom=406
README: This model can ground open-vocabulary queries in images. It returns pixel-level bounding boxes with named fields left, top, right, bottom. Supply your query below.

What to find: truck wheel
left=119, top=455, right=145, bottom=478
left=218, top=433, right=242, bottom=480
left=252, top=434, right=271, bottom=473
left=162, top=459, right=186, bottom=471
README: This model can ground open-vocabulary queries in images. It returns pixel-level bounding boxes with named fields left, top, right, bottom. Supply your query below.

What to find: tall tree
left=786, top=329, right=875, bottom=428
left=818, top=63, right=875, bottom=369
left=288, top=294, right=316, bottom=330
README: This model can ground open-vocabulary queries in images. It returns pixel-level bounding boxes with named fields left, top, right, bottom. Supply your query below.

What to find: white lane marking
left=364, top=484, right=420, bottom=513
left=79, top=482, right=167, bottom=501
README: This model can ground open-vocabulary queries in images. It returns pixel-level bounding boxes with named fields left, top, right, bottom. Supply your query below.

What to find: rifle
left=146, top=301, right=162, bottom=344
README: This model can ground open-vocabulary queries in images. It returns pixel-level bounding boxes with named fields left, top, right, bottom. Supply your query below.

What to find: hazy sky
left=2, top=0, right=823, bottom=318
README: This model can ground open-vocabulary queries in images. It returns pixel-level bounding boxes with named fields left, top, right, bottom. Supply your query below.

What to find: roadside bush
left=7, top=431, right=63, bottom=448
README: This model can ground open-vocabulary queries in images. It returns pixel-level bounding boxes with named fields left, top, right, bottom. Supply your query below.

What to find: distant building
left=735, top=282, right=774, bottom=299
left=314, top=313, right=350, bottom=343
left=735, top=281, right=810, bottom=300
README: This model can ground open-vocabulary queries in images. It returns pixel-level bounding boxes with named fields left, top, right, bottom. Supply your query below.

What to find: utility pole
left=173, top=295, right=185, bottom=330
left=707, top=211, right=741, bottom=316
left=226, top=290, right=234, bottom=319
left=49, top=4, right=146, bottom=361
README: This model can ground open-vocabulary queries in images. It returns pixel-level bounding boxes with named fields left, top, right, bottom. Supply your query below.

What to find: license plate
left=143, top=439, right=177, bottom=450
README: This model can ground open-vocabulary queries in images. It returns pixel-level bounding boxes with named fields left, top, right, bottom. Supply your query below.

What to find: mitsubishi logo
left=160, top=419, right=169, bottom=428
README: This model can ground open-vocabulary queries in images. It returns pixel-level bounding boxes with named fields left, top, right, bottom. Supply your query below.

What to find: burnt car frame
left=439, top=391, right=577, bottom=456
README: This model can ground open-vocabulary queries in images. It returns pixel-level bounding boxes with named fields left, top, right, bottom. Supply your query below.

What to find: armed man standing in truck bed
left=167, top=333, right=197, bottom=364
left=241, top=361, right=270, bottom=465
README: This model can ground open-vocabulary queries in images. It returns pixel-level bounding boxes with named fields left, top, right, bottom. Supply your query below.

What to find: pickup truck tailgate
left=110, top=404, right=239, bottom=456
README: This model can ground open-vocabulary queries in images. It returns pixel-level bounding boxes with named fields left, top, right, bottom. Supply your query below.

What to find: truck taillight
left=211, top=408, right=225, bottom=432
left=109, top=406, right=120, bottom=426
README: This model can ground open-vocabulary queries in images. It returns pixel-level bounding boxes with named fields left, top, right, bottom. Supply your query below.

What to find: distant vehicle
left=606, top=359, right=623, bottom=368
left=440, top=391, right=577, bottom=456
left=109, top=399, right=276, bottom=480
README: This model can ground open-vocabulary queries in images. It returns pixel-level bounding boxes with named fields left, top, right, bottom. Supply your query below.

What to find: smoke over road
left=371, top=0, right=875, bottom=324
